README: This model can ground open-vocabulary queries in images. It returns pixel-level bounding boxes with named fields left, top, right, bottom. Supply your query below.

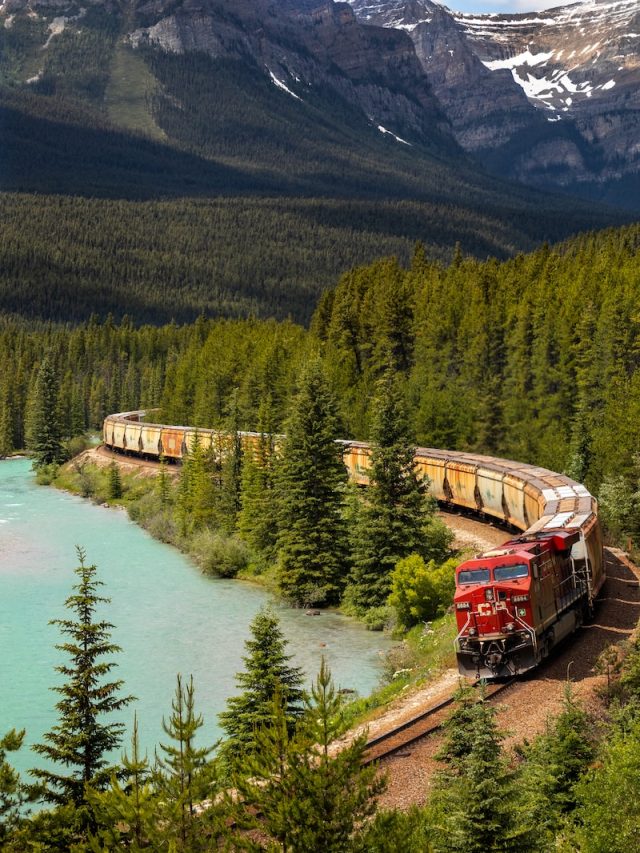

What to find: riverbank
left=1, top=456, right=394, bottom=777
left=47, top=448, right=512, bottom=731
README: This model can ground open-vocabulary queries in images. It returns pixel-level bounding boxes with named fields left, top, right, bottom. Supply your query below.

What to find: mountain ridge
left=348, top=0, right=640, bottom=205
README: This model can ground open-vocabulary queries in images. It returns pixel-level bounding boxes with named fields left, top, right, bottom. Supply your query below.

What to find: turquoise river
left=0, top=457, right=391, bottom=776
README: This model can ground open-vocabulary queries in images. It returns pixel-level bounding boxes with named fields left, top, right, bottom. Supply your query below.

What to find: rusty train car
left=103, top=412, right=604, bottom=680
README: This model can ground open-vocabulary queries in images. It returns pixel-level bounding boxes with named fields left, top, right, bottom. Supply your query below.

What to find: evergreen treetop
left=27, top=355, right=65, bottom=468
left=275, top=358, right=349, bottom=607
left=31, top=547, right=134, bottom=808
left=348, top=368, right=430, bottom=611
left=218, top=608, right=305, bottom=761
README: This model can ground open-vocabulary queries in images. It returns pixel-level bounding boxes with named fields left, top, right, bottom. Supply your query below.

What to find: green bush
left=35, top=462, right=60, bottom=485
left=64, top=434, right=91, bottom=459
left=362, top=606, right=394, bottom=632
left=190, top=529, right=250, bottom=578
left=388, top=554, right=458, bottom=629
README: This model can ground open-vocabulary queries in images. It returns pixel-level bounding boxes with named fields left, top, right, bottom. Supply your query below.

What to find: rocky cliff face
left=2, top=0, right=638, bottom=203
left=349, top=0, right=640, bottom=195
left=0, top=0, right=455, bottom=152
left=126, top=0, right=453, bottom=146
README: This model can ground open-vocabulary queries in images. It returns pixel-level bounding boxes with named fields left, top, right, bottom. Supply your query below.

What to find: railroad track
left=362, top=679, right=516, bottom=766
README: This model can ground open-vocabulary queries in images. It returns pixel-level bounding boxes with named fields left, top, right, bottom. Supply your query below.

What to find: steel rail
left=361, top=679, right=516, bottom=766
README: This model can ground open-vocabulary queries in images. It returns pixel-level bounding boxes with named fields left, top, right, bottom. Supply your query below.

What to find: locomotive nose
left=485, top=649, right=504, bottom=673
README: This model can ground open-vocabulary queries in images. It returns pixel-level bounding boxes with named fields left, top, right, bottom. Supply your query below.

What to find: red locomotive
left=454, top=522, right=604, bottom=679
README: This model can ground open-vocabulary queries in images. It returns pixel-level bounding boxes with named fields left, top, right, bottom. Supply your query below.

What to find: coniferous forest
left=2, top=216, right=640, bottom=849
left=3, top=223, right=640, bottom=528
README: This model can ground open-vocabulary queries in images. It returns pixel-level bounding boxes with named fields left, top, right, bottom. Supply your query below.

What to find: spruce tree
left=234, top=661, right=385, bottom=852
left=31, top=548, right=134, bottom=808
left=217, top=388, right=244, bottom=533
left=156, top=454, right=171, bottom=507
left=107, top=462, right=123, bottom=501
left=348, top=369, right=429, bottom=611
left=275, top=359, right=349, bottom=607
left=287, top=659, right=386, bottom=849
left=238, top=395, right=279, bottom=568
left=218, top=608, right=304, bottom=761
left=87, top=715, right=160, bottom=851
left=0, top=382, right=15, bottom=458
left=517, top=683, right=595, bottom=839
left=430, top=694, right=522, bottom=853
left=570, top=715, right=640, bottom=853
left=27, top=356, right=65, bottom=467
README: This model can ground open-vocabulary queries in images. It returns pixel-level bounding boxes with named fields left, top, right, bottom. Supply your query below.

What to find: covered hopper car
left=104, top=412, right=604, bottom=679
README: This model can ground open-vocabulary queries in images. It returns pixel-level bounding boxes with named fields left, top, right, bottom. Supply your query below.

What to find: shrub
left=35, top=462, right=60, bottom=485
left=362, top=606, right=394, bottom=632
left=388, top=554, right=457, bottom=629
left=190, top=529, right=250, bottom=578
left=64, top=434, right=91, bottom=459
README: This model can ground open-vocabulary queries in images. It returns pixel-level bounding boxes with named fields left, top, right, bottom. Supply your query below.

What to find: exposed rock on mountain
left=349, top=0, right=640, bottom=203
left=1, top=0, right=638, bottom=208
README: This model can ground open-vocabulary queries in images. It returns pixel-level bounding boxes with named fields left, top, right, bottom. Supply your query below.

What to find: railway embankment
left=367, top=547, right=640, bottom=810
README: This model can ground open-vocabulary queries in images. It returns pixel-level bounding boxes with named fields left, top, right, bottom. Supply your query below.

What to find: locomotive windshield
left=457, top=568, right=491, bottom=585
left=494, top=564, right=529, bottom=581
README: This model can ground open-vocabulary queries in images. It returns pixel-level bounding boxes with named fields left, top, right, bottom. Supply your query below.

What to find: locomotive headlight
left=468, top=627, right=477, bottom=636
left=512, top=594, right=530, bottom=603
left=456, top=602, right=471, bottom=610
left=485, top=588, right=495, bottom=602
left=505, top=622, right=516, bottom=633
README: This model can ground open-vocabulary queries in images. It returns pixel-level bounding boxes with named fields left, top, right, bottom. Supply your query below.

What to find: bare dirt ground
left=439, top=509, right=509, bottom=553
left=77, top=446, right=180, bottom=477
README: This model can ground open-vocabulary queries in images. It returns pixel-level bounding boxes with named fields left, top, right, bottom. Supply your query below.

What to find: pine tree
left=155, top=675, right=216, bottom=851
left=430, top=694, right=522, bottom=853
left=518, top=683, right=595, bottom=835
left=570, top=715, right=640, bottom=853
left=0, top=381, right=15, bottom=458
left=27, top=356, right=65, bottom=467
left=107, top=462, right=123, bottom=501
left=218, top=608, right=304, bottom=761
left=233, top=661, right=385, bottom=852
left=217, top=388, right=244, bottom=533
left=1, top=729, right=28, bottom=844
left=188, top=433, right=217, bottom=532
left=275, top=359, right=349, bottom=607
left=31, top=548, right=134, bottom=808
left=87, top=715, right=160, bottom=851
left=287, top=659, right=386, bottom=850
left=156, top=454, right=171, bottom=507
left=238, top=395, right=279, bottom=568
left=348, top=369, right=430, bottom=611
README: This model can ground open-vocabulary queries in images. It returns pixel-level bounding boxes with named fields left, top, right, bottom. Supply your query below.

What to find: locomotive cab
left=454, top=530, right=587, bottom=679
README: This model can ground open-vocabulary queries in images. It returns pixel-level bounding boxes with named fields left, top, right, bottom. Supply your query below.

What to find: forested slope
left=0, top=9, right=632, bottom=324
left=3, top=223, right=640, bottom=529
left=1, top=192, right=621, bottom=325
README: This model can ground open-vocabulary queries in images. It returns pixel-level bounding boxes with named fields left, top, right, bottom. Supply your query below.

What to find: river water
left=0, top=458, right=391, bottom=776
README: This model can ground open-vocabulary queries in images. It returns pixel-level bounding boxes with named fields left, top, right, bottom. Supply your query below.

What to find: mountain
left=0, top=0, right=632, bottom=325
left=1, top=0, right=632, bottom=203
left=348, top=0, right=640, bottom=209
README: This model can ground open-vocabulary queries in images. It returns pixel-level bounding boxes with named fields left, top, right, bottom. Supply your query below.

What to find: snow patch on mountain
left=377, top=124, right=412, bottom=144
left=268, top=69, right=302, bottom=101
left=482, top=49, right=554, bottom=70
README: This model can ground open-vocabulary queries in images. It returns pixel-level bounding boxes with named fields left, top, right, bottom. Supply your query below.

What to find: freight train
left=103, top=411, right=604, bottom=680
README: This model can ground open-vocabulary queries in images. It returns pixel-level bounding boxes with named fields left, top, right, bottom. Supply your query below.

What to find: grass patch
left=104, top=44, right=164, bottom=139
left=341, top=613, right=458, bottom=729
